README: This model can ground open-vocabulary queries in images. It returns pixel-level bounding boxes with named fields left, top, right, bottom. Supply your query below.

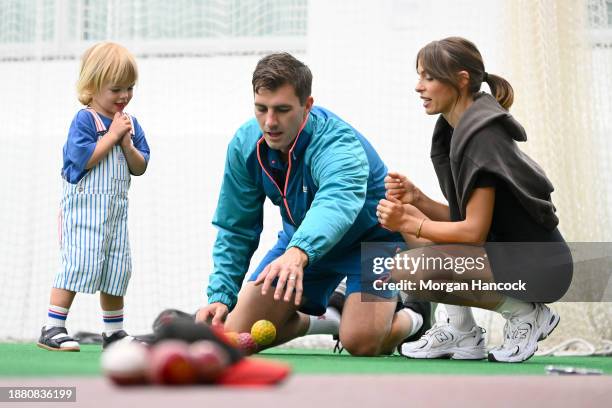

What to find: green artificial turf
left=0, top=344, right=102, bottom=377
left=0, top=343, right=610, bottom=377
left=262, top=348, right=612, bottom=375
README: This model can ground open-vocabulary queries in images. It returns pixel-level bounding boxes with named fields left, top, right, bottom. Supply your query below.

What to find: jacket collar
left=258, top=112, right=314, bottom=164
left=287, top=112, right=314, bottom=160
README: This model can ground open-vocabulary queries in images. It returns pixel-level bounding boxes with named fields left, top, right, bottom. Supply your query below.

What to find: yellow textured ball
left=250, top=320, right=277, bottom=346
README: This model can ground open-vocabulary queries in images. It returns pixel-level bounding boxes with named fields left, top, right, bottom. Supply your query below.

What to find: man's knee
left=339, top=331, right=384, bottom=356
left=223, top=315, right=250, bottom=333
left=225, top=283, right=298, bottom=332
left=337, top=293, right=396, bottom=356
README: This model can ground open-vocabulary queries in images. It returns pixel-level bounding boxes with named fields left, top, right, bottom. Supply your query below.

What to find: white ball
left=101, top=341, right=149, bottom=384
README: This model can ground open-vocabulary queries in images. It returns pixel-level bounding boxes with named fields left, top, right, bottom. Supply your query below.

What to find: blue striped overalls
left=55, top=109, right=134, bottom=296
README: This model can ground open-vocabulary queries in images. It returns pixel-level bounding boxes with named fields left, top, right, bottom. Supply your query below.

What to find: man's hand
left=254, top=247, right=308, bottom=306
left=195, top=302, right=229, bottom=327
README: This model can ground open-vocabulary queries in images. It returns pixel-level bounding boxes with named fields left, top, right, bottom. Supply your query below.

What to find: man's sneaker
left=37, top=326, right=80, bottom=352
left=400, top=320, right=487, bottom=360
left=328, top=289, right=345, bottom=354
left=102, top=330, right=136, bottom=349
left=488, top=303, right=560, bottom=363
left=396, top=300, right=432, bottom=355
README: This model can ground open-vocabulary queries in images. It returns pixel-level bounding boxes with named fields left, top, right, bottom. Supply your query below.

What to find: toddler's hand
left=120, top=132, right=133, bottom=149
left=108, top=112, right=132, bottom=142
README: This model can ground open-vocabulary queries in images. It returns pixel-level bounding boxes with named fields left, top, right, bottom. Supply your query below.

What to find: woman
left=377, top=37, right=572, bottom=363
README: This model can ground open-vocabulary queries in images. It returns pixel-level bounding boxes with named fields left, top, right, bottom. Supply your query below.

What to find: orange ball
left=223, top=331, right=240, bottom=348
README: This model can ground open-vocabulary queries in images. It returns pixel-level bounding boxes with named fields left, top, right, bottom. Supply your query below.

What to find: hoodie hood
left=429, top=92, right=559, bottom=231
left=442, top=93, right=527, bottom=161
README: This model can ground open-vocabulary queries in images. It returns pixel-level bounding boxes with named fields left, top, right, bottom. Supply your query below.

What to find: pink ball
left=188, top=340, right=230, bottom=383
left=237, top=332, right=258, bottom=355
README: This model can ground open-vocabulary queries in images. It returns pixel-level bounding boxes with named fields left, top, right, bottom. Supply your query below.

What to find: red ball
left=148, top=340, right=198, bottom=385
left=237, top=332, right=258, bottom=355
left=188, top=340, right=230, bottom=383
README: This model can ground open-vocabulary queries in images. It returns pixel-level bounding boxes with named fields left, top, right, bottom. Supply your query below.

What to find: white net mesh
left=484, top=0, right=612, bottom=354
left=0, top=0, right=610, bottom=354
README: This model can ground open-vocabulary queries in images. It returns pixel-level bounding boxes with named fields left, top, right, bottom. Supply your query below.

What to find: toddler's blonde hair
left=76, top=42, right=138, bottom=105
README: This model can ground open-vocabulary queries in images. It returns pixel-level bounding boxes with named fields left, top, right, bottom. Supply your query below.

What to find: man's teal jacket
left=207, top=106, right=391, bottom=309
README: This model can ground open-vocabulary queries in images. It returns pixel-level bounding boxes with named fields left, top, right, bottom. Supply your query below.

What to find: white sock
left=495, top=297, right=535, bottom=319
left=335, top=278, right=347, bottom=296
left=305, top=307, right=340, bottom=336
left=398, top=307, right=424, bottom=338
left=46, top=305, right=69, bottom=329
left=445, top=305, right=476, bottom=332
left=102, top=309, right=124, bottom=335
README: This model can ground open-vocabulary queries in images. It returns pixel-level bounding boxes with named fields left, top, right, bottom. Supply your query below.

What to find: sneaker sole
left=402, top=346, right=487, bottom=360
left=37, top=343, right=80, bottom=352
left=488, top=309, right=560, bottom=363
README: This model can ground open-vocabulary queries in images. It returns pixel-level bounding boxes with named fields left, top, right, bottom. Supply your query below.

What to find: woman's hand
left=377, top=197, right=410, bottom=232
left=384, top=171, right=421, bottom=205
left=377, top=197, right=428, bottom=235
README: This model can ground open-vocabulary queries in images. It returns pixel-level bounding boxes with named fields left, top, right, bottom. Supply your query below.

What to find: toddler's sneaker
left=400, top=320, right=486, bottom=360
left=37, top=326, right=80, bottom=352
left=102, top=330, right=136, bottom=349
left=488, top=303, right=559, bottom=363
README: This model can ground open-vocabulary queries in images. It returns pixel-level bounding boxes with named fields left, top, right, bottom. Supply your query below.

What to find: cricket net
left=0, top=0, right=610, bottom=355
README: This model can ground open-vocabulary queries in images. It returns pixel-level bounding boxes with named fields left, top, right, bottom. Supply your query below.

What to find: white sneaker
left=488, top=303, right=560, bottom=363
left=399, top=321, right=487, bottom=360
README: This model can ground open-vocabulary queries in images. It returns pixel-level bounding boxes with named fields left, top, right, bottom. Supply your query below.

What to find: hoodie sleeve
left=287, top=123, right=369, bottom=265
left=454, top=125, right=514, bottom=216
left=207, top=136, right=265, bottom=309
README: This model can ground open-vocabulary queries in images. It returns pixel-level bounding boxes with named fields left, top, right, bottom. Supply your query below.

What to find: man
left=196, top=53, right=428, bottom=355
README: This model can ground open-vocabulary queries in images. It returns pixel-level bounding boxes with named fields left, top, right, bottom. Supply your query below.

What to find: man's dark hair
left=252, top=52, right=312, bottom=105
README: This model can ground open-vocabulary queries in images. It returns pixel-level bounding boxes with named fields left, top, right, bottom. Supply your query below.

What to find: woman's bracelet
left=415, top=218, right=426, bottom=238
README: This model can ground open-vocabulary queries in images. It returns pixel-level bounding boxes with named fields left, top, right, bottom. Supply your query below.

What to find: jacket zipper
left=256, top=115, right=309, bottom=227
left=257, top=138, right=297, bottom=226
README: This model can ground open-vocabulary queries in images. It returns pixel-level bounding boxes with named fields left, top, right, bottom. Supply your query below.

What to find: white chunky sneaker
left=488, top=303, right=560, bottom=363
left=399, top=321, right=487, bottom=360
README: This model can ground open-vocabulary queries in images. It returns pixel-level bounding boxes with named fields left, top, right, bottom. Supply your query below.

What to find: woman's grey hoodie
left=430, top=92, right=559, bottom=230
